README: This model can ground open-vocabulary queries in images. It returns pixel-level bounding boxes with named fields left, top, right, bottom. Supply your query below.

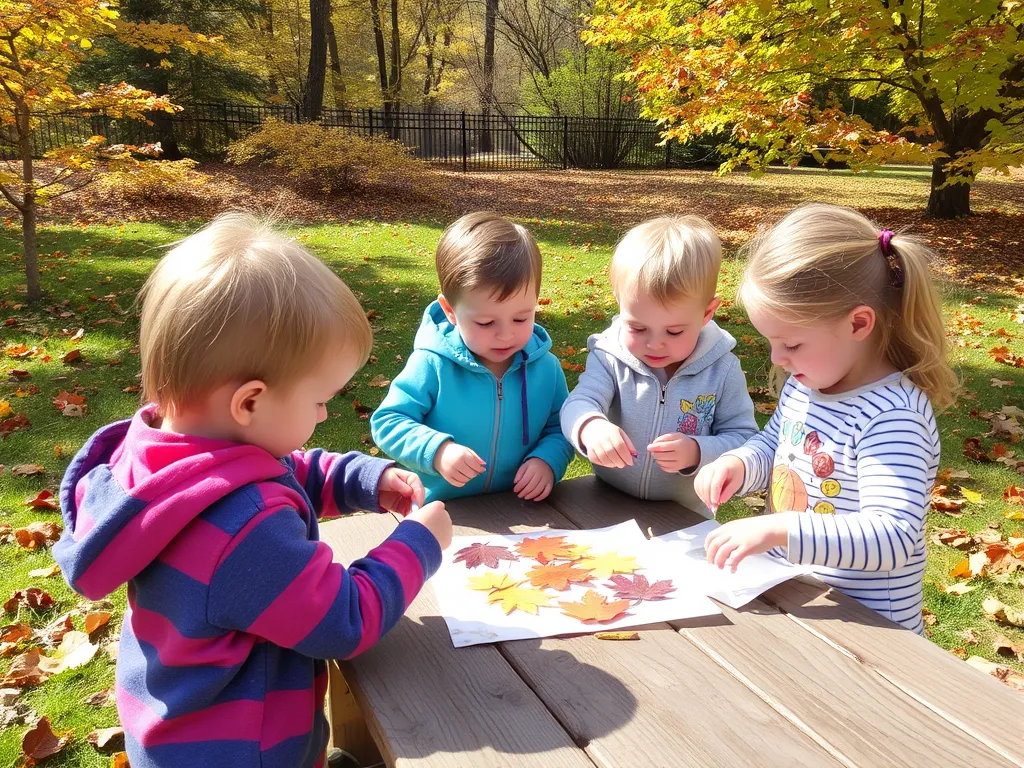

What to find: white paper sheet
left=653, top=520, right=815, bottom=608
left=433, top=520, right=721, bottom=648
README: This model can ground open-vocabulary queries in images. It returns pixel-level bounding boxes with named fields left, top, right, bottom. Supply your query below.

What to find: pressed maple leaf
left=466, top=573, right=519, bottom=592
left=559, top=589, right=631, bottom=624
left=526, top=561, right=593, bottom=591
left=21, top=716, right=72, bottom=765
left=576, top=551, right=638, bottom=579
left=516, top=535, right=576, bottom=562
left=453, top=542, right=519, bottom=569
left=605, top=573, right=676, bottom=603
left=486, top=586, right=552, bottom=615
left=565, top=543, right=592, bottom=560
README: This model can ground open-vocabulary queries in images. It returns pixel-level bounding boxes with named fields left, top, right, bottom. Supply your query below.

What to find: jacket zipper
left=483, top=377, right=503, bottom=492
left=640, top=381, right=668, bottom=497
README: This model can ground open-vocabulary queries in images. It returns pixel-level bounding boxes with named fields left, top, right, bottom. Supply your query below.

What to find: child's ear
left=702, top=296, right=722, bottom=325
left=437, top=294, right=458, bottom=325
left=848, top=305, right=877, bottom=341
left=229, top=379, right=268, bottom=426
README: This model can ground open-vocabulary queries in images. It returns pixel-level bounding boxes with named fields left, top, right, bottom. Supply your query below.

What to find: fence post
left=562, top=116, right=569, bottom=170
left=368, top=108, right=374, bottom=137
left=665, top=138, right=672, bottom=169
left=460, top=111, right=468, bottom=173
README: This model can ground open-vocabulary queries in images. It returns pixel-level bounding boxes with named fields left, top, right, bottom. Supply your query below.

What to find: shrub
left=226, top=119, right=442, bottom=198
left=94, top=158, right=212, bottom=204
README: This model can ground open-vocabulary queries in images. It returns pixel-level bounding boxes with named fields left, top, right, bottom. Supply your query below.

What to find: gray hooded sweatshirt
left=560, top=317, right=759, bottom=515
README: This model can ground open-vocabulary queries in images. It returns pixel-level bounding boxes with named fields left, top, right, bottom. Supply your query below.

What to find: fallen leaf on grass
left=0, top=623, right=31, bottom=656
left=922, top=608, right=937, bottom=626
left=367, top=374, right=390, bottom=388
left=595, top=631, right=639, bottom=640
left=453, top=542, right=519, bottom=569
left=466, top=573, right=519, bottom=592
left=932, top=529, right=972, bottom=549
left=938, top=582, right=978, bottom=595
left=516, top=535, right=576, bottom=562
left=1005, top=486, right=1023, bottom=505
left=0, top=649, right=62, bottom=687
left=24, top=491, right=58, bottom=510
left=87, top=726, right=124, bottom=753
left=960, top=487, right=984, bottom=505
left=966, top=656, right=1024, bottom=692
left=983, top=597, right=1024, bottom=627
left=22, top=716, right=72, bottom=765
left=60, top=349, right=82, bottom=364
left=11, top=464, right=44, bottom=476
left=960, top=628, right=979, bottom=645
left=84, top=689, right=115, bottom=707
left=560, top=590, right=631, bottom=624
left=525, top=562, right=593, bottom=591
left=754, top=402, right=776, bottom=415
left=0, top=400, right=10, bottom=418
left=43, top=614, right=73, bottom=646
left=605, top=573, right=676, bottom=603
left=28, top=564, right=60, bottom=579
left=576, top=551, right=638, bottom=579
left=0, top=414, right=31, bottom=439
left=993, top=634, right=1024, bottom=662
left=931, top=496, right=965, bottom=514
left=84, top=611, right=112, bottom=636
left=3, top=588, right=55, bottom=614
left=53, top=630, right=99, bottom=670
left=110, top=752, right=129, bottom=767
left=486, top=586, right=552, bottom=615
left=991, top=378, right=1014, bottom=388
left=14, top=521, right=62, bottom=549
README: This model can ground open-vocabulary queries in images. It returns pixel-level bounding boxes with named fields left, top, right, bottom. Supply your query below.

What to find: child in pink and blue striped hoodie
left=53, top=212, right=452, bottom=768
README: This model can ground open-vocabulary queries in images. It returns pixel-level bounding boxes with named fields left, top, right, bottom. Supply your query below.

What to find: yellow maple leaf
left=486, top=586, right=552, bottom=615
left=0, top=400, right=11, bottom=418
left=960, top=487, right=984, bottom=505
left=467, top=573, right=519, bottom=592
left=566, top=543, right=592, bottom=560
left=576, top=551, right=638, bottom=579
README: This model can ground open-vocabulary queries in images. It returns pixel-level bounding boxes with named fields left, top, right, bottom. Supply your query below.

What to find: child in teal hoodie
left=371, top=212, right=574, bottom=502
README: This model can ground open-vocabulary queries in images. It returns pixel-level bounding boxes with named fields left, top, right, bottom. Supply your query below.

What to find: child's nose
left=770, top=347, right=787, bottom=367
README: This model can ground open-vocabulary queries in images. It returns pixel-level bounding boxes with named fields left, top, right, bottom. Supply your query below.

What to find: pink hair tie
left=878, top=229, right=903, bottom=289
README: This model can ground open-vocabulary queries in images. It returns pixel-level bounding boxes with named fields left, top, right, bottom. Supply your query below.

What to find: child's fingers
left=620, top=430, right=638, bottom=458
left=534, top=482, right=553, bottom=502
left=407, top=474, right=425, bottom=506
left=712, top=537, right=741, bottom=570
left=725, top=544, right=751, bottom=573
left=613, top=438, right=634, bottom=467
left=518, top=473, right=544, bottom=500
left=468, top=448, right=486, bottom=466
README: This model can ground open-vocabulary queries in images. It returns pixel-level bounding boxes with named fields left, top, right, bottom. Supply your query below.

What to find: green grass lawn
left=2, top=181, right=1024, bottom=764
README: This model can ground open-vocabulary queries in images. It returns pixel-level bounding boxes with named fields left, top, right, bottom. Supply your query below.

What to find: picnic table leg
left=327, top=660, right=383, bottom=767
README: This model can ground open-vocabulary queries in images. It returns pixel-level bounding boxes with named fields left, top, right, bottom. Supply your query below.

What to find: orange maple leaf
left=526, top=561, right=593, bottom=591
left=516, top=535, right=576, bottom=562
left=559, top=589, right=631, bottom=624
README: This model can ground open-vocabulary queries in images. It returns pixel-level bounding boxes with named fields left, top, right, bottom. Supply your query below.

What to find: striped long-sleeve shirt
left=54, top=405, right=442, bottom=767
left=726, top=373, right=939, bottom=633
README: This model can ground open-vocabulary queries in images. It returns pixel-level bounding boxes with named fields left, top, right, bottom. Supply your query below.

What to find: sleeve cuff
left=571, top=412, right=607, bottom=453
left=389, top=518, right=444, bottom=578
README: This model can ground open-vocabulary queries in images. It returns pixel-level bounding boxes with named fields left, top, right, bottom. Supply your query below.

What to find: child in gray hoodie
left=560, top=216, right=758, bottom=515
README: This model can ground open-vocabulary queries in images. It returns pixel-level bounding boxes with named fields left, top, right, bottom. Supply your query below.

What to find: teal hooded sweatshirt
left=370, top=301, right=574, bottom=502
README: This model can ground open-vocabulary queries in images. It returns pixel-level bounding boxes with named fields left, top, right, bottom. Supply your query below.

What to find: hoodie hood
left=591, top=316, right=737, bottom=379
left=413, top=300, right=552, bottom=371
left=53, top=405, right=288, bottom=599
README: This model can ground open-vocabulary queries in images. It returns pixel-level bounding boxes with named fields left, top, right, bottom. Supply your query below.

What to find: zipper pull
left=498, top=380, right=503, bottom=400
left=660, top=384, right=666, bottom=405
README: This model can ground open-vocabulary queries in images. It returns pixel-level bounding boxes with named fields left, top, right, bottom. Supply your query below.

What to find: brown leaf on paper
left=516, top=535, right=576, bottom=562
left=22, top=716, right=72, bottom=766
left=525, top=562, right=593, bottom=591
left=87, top=726, right=125, bottom=753
left=983, top=597, right=1024, bottom=627
left=486, top=586, right=552, bottom=615
left=14, top=521, right=62, bottom=550
left=84, top=612, right=112, bottom=636
left=559, top=589, right=631, bottom=624
left=4, top=588, right=56, bottom=614
left=605, top=573, right=676, bottom=603
left=966, top=656, right=1024, bottom=692
left=453, top=542, right=519, bottom=569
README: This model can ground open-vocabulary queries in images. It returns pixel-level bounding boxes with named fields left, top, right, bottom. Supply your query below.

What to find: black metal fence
left=5, top=102, right=722, bottom=171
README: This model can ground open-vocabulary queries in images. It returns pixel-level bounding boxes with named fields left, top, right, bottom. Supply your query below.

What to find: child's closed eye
left=476, top=321, right=493, bottom=327
left=784, top=343, right=801, bottom=352
left=667, top=330, right=683, bottom=336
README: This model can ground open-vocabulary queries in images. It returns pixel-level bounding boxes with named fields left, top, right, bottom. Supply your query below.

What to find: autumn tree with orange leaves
left=0, top=0, right=220, bottom=302
left=585, top=0, right=1024, bottom=218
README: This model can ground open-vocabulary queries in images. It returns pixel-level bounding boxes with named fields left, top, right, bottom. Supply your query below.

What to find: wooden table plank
left=445, top=492, right=844, bottom=768
left=549, top=476, right=1024, bottom=766
left=761, top=578, right=1024, bottom=766
left=321, top=513, right=595, bottom=768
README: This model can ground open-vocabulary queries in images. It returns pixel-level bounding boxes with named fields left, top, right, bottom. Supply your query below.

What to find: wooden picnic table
left=320, top=475, right=1024, bottom=768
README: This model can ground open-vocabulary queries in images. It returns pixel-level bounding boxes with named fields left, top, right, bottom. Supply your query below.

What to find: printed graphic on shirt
left=772, top=422, right=841, bottom=513
left=677, top=394, right=716, bottom=435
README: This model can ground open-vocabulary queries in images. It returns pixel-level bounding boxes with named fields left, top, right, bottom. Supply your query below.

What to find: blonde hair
left=139, top=211, right=372, bottom=411
left=610, top=216, right=722, bottom=304
left=739, top=204, right=957, bottom=410
left=435, top=212, right=542, bottom=304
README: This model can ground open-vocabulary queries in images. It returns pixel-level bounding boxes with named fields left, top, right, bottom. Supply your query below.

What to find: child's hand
left=694, top=456, right=746, bottom=514
left=579, top=418, right=637, bottom=469
left=406, top=501, right=453, bottom=550
left=433, top=440, right=486, bottom=487
left=704, top=515, right=789, bottom=572
left=647, top=433, right=700, bottom=473
left=514, top=458, right=554, bottom=501
left=378, top=467, right=425, bottom=517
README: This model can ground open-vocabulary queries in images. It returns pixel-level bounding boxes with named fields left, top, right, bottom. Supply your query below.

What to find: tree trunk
left=385, top=0, right=400, bottom=138
left=926, top=156, right=971, bottom=219
left=368, top=0, right=390, bottom=130
left=302, top=0, right=330, bottom=121
left=479, top=0, right=497, bottom=152
left=16, top=101, right=40, bottom=303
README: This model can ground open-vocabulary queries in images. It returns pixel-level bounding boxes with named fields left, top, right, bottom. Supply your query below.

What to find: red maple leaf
left=453, top=542, right=519, bottom=569
left=604, top=574, right=675, bottom=603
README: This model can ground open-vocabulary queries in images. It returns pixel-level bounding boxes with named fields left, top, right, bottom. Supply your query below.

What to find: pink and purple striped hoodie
left=54, top=405, right=442, bottom=768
